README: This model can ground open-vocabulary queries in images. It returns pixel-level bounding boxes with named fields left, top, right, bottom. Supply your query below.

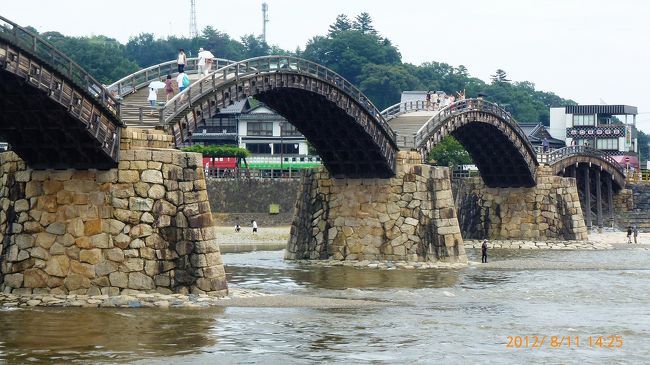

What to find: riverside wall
left=287, top=151, right=467, bottom=263
left=0, top=129, right=227, bottom=296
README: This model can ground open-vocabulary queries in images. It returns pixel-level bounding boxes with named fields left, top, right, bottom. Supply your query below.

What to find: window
left=273, top=143, right=299, bottom=154
left=596, top=138, right=618, bottom=150
left=204, top=117, right=237, bottom=133
left=281, top=123, right=302, bottom=137
left=573, top=114, right=595, bottom=126
left=245, top=143, right=272, bottom=154
left=247, top=122, right=273, bottom=136
left=574, top=138, right=593, bottom=147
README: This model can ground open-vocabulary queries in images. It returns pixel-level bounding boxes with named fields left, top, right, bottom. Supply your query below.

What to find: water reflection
left=0, top=308, right=223, bottom=363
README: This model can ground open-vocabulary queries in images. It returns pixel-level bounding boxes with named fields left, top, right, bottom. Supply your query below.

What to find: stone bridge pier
left=0, top=129, right=227, bottom=296
left=454, top=166, right=588, bottom=241
left=287, top=152, right=467, bottom=263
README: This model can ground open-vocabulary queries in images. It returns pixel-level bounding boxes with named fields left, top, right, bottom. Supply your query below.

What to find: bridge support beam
left=0, top=129, right=227, bottom=296
left=606, top=177, right=614, bottom=227
left=287, top=152, right=466, bottom=263
left=584, top=165, right=592, bottom=229
left=595, top=168, right=603, bottom=228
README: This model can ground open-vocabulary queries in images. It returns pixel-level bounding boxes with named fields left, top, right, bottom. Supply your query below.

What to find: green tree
left=328, top=14, right=352, bottom=36
left=240, top=34, right=270, bottom=58
left=359, top=64, right=422, bottom=109
left=427, top=136, right=473, bottom=168
left=352, top=12, right=377, bottom=35
left=491, top=69, right=510, bottom=84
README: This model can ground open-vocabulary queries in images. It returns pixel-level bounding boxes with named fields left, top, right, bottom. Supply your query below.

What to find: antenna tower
left=262, top=3, right=269, bottom=43
left=190, top=0, right=198, bottom=38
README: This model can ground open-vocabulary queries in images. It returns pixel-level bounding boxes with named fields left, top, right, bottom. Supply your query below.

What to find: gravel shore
left=216, top=226, right=289, bottom=253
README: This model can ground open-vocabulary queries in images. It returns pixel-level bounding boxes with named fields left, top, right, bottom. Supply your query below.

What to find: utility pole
left=262, top=2, right=269, bottom=43
left=190, top=0, right=198, bottom=38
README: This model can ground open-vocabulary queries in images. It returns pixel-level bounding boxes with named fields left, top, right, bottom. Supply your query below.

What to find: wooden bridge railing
left=537, top=146, right=625, bottom=175
left=381, top=100, right=432, bottom=121
left=160, top=55, right=397, bottom=140
left=0, top=15, right=120, bottom=117
left=411, top=98, right=532, bottom=151
left=107, top=57, right=235, bottom=98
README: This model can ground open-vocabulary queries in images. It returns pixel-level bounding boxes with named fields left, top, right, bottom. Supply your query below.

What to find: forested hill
left=29, top=13, right=574, bottom=125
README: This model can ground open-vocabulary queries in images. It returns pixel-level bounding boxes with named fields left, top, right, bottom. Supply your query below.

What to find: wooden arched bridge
left=0, top=14, right=629, bottom=190
left=0, top=15, right=121, bottom=169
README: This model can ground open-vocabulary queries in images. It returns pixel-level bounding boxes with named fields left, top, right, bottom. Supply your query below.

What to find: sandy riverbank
left=215, top=225, right=290, bottom=252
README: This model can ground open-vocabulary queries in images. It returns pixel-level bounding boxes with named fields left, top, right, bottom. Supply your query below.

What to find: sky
left=2, top=0, right=650, bottom=132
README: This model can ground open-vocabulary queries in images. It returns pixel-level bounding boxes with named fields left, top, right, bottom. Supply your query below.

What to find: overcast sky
left=2, top=0, right=650, bottom=132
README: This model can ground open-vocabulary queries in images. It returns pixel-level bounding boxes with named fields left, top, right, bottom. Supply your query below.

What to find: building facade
left=191, top=98, right=310, bottom=158
left=549, top=104, right=639, bottom=167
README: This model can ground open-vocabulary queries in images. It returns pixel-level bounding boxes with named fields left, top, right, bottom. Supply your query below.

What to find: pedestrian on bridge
left=147, top=87, right=158, bottom=116
left=164, top=75, right=174, bottom=102
left=177, top=49, right=186, bottom=73
left=633, top=225, right=639, bottom=244
left=481, top=239, right=488, bottom=263
left=542, top=137, right=550, bottom=152
left=252, top=220, right=258, bottom=233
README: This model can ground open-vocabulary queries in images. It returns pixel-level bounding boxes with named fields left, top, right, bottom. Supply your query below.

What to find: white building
left=549, top=104, right=639, bottom=167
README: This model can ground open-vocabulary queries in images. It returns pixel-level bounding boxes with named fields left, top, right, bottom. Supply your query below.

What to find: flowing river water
left=1, top=247, right=650, bottom=364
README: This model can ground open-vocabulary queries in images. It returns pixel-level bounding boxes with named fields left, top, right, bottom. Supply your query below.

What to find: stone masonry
left=455, top=166, right=588, bottom=240
left=0, top=129, right=227, bottom=296
left=287, top=151, right=467, bottom=263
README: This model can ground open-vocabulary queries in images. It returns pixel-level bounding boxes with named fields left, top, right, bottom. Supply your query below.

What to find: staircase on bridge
left=119, top=73, right=200, bottom=126
left=388, top=110, right=438, bottom=149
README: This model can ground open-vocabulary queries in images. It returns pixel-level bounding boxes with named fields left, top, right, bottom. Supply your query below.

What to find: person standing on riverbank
left=627, top=226, right=633, bottom=243
left=481, top=239, right=488, bottom=263
left=252, top=220, right=258, bottom=233
left=633, top=225, right=639, bottom=244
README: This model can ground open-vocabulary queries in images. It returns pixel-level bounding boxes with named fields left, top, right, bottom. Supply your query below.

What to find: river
left=1, top=247, right=649, bottom=364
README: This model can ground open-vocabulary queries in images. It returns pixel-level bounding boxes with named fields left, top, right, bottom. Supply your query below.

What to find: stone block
left=128, top=272, right=154, bottom=290
left=44, top=255, right=70, bottom=277
left=121, top=258, right=144, bottom=272
left=141, top=170, right=164, bottom=184
left=70, top=260, right=96, bottom=278
left=129, top=197, right=154, bottom=212
left=46, top=222, right=66, bottom=235
left=80, top=249, right=102, bottom=264
left=94, top=261, right=118, bottom=277
left=89, top=233, right=111, bottom=249
left=105, top=248, right=125, bottom=262
left=148, top=185, right=166, bottom=200
left=64, top=273, right=91, bottom=291
left=4, top=273, right=23, bottom=288
left=118, top=170, right=140, bottom=183
left=23, top=268, right=48, bottom=288
left=109, top=272, right=128, bottom=288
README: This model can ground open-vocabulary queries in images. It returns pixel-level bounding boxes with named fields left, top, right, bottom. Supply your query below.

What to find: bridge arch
left=0, top=15, right=122, bottom=169
left=414, top=99, right=538, bottom=188
left=158, top=56, right=399, bottom=179
left=541, top=146, right=626, bottom=228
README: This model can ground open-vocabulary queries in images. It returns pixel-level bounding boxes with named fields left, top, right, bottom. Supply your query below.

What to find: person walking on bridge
left=481, top=239, right=488, bottom=263
left=177, top=49, right=186, bottom=73
left=147, top=87, right=158, bottom=116
left=164, top=74, right=174, bottom=102
left=633, top=225, right=639, bottom=244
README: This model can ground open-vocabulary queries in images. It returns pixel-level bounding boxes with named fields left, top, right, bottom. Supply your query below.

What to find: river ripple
left=1, top=248, right=649, bottom=364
